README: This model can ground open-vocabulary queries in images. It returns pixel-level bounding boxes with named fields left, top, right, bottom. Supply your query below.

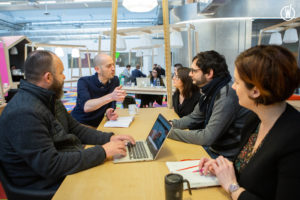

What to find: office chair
left=123, top=95, right=136, bottom=108
left=0, top=162, right=55, bottom=200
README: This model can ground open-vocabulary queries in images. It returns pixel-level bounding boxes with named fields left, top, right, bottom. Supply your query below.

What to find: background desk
left=53, top=108, right=230, bottom=200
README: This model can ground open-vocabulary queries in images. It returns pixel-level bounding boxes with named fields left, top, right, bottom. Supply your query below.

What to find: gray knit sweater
left=169, top=84, right=249, bottom=157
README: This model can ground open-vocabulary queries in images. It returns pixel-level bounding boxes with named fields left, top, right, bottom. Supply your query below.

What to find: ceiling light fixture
left=72, top=48, right=80, bottom=58
left=283, top=28, right=299, bottom=43
left=269, top=32, right=282, bottom=45
left=135, top=50, right=143, bottom=57
left=38, top=1, right=56, bottom=4
left=122, top=0, right=158, bottom=12
left=55, top=47, right=64, bottom=57
left=0, top=2, right=11, bottom=5
left=170, top=31, right=183, bottom=49
left=116, top=36, right=127, bottom=51
left=10, top=47, right=18, bottom=55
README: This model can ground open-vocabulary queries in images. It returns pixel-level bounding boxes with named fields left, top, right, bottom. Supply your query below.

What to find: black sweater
left=172, top=90, right=200, bottom=118
left=0, top=80, right=113, bottom=190
left=236, top=104, right=300, bottom=200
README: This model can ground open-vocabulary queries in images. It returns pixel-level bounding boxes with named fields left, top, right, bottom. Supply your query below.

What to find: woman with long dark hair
left=140, top=67, right=164, bottom=107
left=172, top=67, right=200, bottom=117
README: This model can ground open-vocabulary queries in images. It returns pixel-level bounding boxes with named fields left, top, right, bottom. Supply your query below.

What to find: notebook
left=166, top=160, right=220, bottom=189
left=136, top=77, right=151, bottom=87
left=113, top=114, right=172, bottom=163
left=104, top=116, right=134, bottom=128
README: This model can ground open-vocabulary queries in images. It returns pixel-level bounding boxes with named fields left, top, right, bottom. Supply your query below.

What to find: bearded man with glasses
left=168, top=51, right=249, bottom=160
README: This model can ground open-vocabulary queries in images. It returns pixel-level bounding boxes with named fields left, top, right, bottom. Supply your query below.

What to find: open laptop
left=136, top=77, right=151, bottom=87
left=113, top=114, right=172, bottom=163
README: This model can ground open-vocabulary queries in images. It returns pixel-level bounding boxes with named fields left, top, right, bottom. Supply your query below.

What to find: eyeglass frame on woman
left=172, top=74, right=180, bottom=80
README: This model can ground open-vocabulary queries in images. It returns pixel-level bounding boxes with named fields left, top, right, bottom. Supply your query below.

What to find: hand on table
left=106, top=108, right=118, bottom=121
left=199, top=156, right=238, bottom=193
left=110, top=135, right=136, bottom=145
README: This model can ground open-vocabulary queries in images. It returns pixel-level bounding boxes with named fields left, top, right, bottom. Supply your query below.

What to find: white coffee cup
left=128, top=104, right=138, bottom=115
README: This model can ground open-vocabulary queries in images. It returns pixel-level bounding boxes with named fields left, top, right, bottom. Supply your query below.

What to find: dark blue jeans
left=203, top=146, right=219, bottom=159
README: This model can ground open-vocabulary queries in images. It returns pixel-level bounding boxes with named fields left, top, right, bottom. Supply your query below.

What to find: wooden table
left=53, top=108, right=230, bottom=200
left=287, top=100, right=300, bottom=111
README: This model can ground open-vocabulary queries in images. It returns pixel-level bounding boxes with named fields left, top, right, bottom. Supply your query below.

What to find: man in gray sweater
left=169, top=51, right=249, bottom=159
left=0, top=50, right=135, bottom=197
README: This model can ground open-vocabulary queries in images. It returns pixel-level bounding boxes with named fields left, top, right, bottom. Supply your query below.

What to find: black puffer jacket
left=0, top=80, right=113, bottom=190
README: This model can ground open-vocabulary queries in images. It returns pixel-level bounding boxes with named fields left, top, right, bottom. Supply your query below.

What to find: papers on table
left=166, top=160, right=220, bottom=190
left=104, top=116, right=134, bottom=128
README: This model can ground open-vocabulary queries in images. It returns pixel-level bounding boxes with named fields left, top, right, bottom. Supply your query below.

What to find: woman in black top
left=198, top=45, right=300, bottom=200
left=139, top=68, right=164, bottom=107
left=172, top=67, right=200, bottom=117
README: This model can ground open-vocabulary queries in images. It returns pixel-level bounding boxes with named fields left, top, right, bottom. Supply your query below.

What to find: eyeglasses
left=172, top=74, right=180, bottom=80
left=190, top=68, right=201, bottom=73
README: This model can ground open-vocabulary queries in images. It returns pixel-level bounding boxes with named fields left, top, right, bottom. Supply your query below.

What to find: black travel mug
left=165, top=173, right=192, bottom=200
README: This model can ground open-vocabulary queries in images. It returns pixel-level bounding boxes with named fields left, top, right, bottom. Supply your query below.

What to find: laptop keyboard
left=128, top=141, right=149, bottom=159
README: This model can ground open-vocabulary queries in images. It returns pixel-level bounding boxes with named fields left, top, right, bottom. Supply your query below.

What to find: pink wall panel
left=0, top=42, right=9, bottom=85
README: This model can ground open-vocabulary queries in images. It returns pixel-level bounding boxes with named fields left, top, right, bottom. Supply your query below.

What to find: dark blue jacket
left=71, top=74, right=119, bottom=127
left=131, top=69, right=146, bottom=78
left=0, top=80, right=113, bottom=190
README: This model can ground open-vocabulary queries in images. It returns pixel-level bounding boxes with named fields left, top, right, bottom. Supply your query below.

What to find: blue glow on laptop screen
left=146, top=114, right=171, bottom=158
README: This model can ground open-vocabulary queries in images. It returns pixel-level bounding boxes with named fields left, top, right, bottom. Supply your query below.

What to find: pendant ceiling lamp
left=136, top=50, right=143, bottom=57
left=269, top=32, right=282, bottom=45
left=283, top=28, right=299, bottom=43
left=116, top=36, right=127, bottom=51
left=10, top=46, right=18, bottom=55
left=72, top=48, right=80, bottom=58
left=55, top=47, right=64, bottom=57
left=122, top=0, right=158, bottom=12
left=170, top=31, right=183, bottom=48
left=136, top=35, right=153, bottom=48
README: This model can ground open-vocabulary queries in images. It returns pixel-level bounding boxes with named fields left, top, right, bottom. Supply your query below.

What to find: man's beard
left=49, top=77, right=64, bottom=99
left=194, top=75, right=208, bottom=87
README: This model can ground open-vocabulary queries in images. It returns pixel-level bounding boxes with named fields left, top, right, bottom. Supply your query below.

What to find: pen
left=192, top=169, right=204, bottom=173
left=180, top=159, right=201, bottom=161
left=176, top=164, right=200, bottom=171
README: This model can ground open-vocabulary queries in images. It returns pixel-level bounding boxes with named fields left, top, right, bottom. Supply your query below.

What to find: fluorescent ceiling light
left=0, top=2, right=11, bottom=5
left=38, top=1, right=56, bottom=4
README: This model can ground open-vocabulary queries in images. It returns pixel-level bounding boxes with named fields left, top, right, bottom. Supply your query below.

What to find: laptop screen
left=146, top=114, right=172, bottom=159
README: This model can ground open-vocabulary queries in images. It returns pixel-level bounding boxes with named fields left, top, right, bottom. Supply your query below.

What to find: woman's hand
left=211, top=156, right=237, bottom=193
left=198, top=157, right=217, bottom=175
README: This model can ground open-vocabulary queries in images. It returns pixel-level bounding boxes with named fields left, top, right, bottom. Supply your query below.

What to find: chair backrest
left=123, top=95, right=136, bottom=108
left=0, top=162, right=55, bottom=200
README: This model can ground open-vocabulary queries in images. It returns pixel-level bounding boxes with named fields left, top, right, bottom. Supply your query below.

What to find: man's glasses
left=190, top=68, right=201, bottom=73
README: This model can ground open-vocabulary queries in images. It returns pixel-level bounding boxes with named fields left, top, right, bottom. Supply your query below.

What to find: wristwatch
left=228, top=183, right=240, bottom=195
